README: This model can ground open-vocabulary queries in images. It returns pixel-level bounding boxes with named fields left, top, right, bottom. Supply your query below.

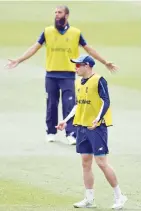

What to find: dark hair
left=56, top=5, right=70, bottom=15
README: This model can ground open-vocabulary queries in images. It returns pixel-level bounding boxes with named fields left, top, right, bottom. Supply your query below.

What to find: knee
left=95, top=158, right=107, bottom=170
left=63, top=96, right=75, bottom=107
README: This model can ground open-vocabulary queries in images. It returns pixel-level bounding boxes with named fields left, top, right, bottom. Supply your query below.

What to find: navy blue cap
left=70, top=54, right=95, bottom=67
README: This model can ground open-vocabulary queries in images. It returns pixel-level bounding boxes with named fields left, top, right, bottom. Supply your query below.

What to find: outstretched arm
left=83, top=44, right=118, bottom=72
left=6, top=42, right=42, bottom=69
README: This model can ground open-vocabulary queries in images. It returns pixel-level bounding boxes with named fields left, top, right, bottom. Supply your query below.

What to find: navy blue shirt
left=81, top=77, right=110, bottom=122
left=37, top=24, right=87, bottom=79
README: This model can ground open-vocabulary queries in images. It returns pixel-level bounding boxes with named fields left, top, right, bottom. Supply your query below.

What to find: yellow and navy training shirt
left=37, top=23, right=87, bottom=79
left=73, top=74, right=112, bottom=127
left=44, top=26, right=80, bottom=72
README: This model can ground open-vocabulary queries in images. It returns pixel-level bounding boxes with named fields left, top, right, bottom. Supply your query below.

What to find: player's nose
left=55, top=13, right=59, bottom=19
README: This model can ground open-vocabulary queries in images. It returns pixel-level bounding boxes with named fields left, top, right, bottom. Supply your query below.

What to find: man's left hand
left=87, top=119, right=98, bottom=130
left=105, top=62, right=119, bottom=73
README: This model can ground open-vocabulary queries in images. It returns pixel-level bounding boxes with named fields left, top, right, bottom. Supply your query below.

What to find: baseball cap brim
left=70, top=58, right=84, bottom=64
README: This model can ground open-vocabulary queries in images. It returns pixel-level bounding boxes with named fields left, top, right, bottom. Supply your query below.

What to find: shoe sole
left=47, top=140, right=55, bottom=143
left=69, top=142, right=76, bottom=145
left=73, top=204, right=97, bottom=208
left=112, top=197, right=128, bottom=210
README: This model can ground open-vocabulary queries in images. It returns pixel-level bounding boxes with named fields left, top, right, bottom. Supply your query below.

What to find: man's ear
left=65, top=14, right=69, bottom=19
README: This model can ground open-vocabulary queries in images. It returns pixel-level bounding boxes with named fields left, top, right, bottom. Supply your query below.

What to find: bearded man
left=6, top=5, right=118, bottom=145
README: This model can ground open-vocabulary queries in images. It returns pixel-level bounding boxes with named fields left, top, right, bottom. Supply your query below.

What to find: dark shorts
left=76, top=124, right=109, bottom=156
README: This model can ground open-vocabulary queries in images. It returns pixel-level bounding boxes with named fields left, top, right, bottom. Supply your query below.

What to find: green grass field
left=0, top=1, right=141, bottom=211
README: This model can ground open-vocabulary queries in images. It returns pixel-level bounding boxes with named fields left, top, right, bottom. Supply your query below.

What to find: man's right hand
left=5, top=59, right=19, bottom=69
left=5, top=42, right=42, bottom=70
left=55, top=121, right=67, bottom=131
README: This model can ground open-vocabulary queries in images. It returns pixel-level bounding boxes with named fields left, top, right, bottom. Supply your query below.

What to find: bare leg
left=73, top=154, right=95, bottom=208
left=95, top=155, right=118, bottom=187
left=80, top=154, right=95, bottom=202
left=81, top=154, right=94, bottom=189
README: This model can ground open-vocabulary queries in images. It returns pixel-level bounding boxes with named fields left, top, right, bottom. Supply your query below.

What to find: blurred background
left=0, top=1, right=141, bottom=211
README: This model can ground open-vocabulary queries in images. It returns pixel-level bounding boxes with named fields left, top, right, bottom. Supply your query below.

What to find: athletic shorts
left=76, top=124, right=109, bottom=156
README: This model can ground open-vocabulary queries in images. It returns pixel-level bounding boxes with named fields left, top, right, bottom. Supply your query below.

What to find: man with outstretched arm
left=6, top=5, right=118, bottom=145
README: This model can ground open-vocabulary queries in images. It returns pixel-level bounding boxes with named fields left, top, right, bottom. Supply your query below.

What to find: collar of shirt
left=81, top=74, right=95, bottom=85
left=56, top=23, right=70, bottom=35
left=81, top=78, right=88, bottom=85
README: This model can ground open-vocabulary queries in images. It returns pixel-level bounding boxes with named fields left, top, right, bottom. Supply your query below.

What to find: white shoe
left=67, top=136, right=76, bottom=145
left=73, top=198, right=96, bottom=208
left=46, top=134, right=56, bottom=142
left=112, top=195, right=128, bottom=210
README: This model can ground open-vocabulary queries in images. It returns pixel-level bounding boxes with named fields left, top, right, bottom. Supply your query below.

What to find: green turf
left=0, top=2, right=141, bottom=46
left=0, top=178, right=77, bottom=211
left=1, top=20, right=141, bottom=46
left=0, top=155, right=141, bottom=211
left=0, top=1, right=141, bottom=89
left=0, top=179, right=73, bottom=206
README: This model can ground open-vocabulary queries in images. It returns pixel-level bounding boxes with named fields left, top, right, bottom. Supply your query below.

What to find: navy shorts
left=76, top=124, right=109, bottom=156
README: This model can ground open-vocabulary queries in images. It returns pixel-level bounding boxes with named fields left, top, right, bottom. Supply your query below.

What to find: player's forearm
left=84, top=45, right=107, bottom=65
left=95, top=99, right=110, bottom=122
left=64, top=105, right=77, bottom=122
left=17, top=42, right=42, bottom=63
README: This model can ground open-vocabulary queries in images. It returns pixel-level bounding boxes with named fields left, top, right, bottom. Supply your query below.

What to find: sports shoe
left=73, top=198, right=96, bottom=208
left=46, top=134, right=56, bottom=142
left=67, top=136, right=76, bottom=145
left=112, top=195, right=128, bottom=209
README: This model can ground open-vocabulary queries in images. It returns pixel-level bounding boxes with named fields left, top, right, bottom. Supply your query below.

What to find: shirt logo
left=51, top=48, right=72, bottom=53
left=68, top=96, right=73, bottom=100
left=98, top=147, right=103, bottom=151
left=76, top=99, right=91, bottom=104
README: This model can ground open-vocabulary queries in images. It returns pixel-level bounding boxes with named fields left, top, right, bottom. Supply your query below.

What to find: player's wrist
left=17, top=58, right=22, bottom=63
left=63, top=119, right=67, bottom=123
left=104, top=61, right=109, bottom=65
left=95, top=117, right=100, bottom=122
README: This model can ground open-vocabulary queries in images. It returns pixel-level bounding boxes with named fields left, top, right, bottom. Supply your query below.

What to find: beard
left=55, top=16, right=66, bottom=30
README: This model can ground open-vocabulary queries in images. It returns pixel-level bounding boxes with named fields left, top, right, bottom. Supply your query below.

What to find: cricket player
left=6, top=5, right=118, bottom=145
left=56, top=55, right=127, bottom=209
